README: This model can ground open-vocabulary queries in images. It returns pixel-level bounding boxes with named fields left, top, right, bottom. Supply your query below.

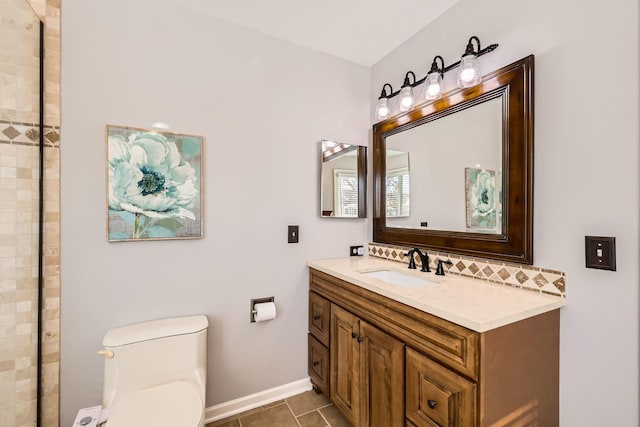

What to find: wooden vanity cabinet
left=309, top=268, right=560, bottom=427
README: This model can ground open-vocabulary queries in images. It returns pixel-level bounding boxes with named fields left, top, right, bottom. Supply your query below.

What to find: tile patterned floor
left=206, top=390, right=351, bottom=427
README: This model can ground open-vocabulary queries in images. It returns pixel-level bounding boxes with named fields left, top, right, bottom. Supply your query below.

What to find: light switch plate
left=585, top=236, right=616, bottom=271
left=288, top=225, right=299, bottom=243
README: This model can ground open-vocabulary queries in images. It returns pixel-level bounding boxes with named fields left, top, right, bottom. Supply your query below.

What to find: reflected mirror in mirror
left=386, top=97, right=502, bottom=233
left=320, top=140, right=367, bottom=218
left=386, top=150, right=410, bottom=218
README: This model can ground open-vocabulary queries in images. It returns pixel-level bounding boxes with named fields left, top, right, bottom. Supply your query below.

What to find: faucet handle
left=434, top=259, right=453, bottom=276
left=404, top=249, right=417, bottom=269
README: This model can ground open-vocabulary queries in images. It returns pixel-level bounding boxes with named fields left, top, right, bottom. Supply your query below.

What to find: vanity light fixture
left=374, top=36, right=498, bottom=120
left=399, top=71, right=416, bottom=112
left=375, top=83, right=393, bottom=120
left=424, top=56, right=445, bottom=100
left=457, top=36, right=483, bottom=88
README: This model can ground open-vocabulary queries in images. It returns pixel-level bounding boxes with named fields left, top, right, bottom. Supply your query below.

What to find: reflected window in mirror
left=386, top=150, right=410, bottom=218
left=333, top=169, right=357, bottom=217
left=320, top=140, right=367, bottom=218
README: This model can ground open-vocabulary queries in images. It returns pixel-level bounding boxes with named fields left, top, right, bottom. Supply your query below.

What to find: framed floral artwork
left=106, top=125, right=203, bottom=241
left=465, top=167, right=497, bottom=232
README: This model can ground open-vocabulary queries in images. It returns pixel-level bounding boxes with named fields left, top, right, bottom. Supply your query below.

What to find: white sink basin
left=361, top=269, right=437, bottom=288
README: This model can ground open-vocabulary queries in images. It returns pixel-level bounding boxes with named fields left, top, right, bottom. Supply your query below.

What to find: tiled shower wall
left=36, top=2, right=61, bottom=425
left=0, top=0, right=60, bottom=426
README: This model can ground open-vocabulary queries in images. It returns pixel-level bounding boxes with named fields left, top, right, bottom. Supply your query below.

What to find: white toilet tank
left=101, top=315, right=208, bottom=412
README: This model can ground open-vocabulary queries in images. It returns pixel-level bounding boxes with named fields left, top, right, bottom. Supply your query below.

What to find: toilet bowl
left=99, top=315, right=208, bottom=427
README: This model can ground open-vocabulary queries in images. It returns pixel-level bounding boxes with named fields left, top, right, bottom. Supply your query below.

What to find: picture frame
left=465, top=167, right=498, bottom=232
left=106, top=124, right=203, bottom=241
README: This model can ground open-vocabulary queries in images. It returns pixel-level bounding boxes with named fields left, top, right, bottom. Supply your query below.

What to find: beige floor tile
left=207, top=405, right=265, bottom=426
left=319, top=405, right=351, bottom=427
left=297, top=410, right=328, bottom=427
left=263, top=399, right=285, bottom=409
left=286, top=390, right=329, bottom=416
left=240, top=403, right=298, bottom=427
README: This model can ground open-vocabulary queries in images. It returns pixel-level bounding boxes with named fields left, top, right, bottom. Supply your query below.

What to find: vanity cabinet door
left=360, top=321, right=405, bottom=427
left=331, top=304, right=361, bottom=426
left=309, top=291, right=330, bottom=346
left=331, top=304, right=405, bottom=427
left=406, top=348, right=476, bottom=427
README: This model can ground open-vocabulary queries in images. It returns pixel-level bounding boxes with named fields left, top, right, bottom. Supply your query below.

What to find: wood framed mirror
left=373, top=55, right=534, bottom=264
left=320, top=140, right=367, bottom=218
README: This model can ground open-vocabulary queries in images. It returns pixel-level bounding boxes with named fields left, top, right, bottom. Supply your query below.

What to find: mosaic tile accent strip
left=0, top=120, right=60, bottom=147
left=368, top=242, right=566, bottom=297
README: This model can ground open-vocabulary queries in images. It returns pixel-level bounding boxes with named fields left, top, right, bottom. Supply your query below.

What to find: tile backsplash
left=368, top=242, right=566, bottom=297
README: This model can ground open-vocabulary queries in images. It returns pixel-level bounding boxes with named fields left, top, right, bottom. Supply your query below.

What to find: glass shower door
left=0, top=1, right=43, bottom=426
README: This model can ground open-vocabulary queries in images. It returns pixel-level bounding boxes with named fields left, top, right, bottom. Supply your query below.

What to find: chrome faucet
left=404, top=248, right=431, bottom=272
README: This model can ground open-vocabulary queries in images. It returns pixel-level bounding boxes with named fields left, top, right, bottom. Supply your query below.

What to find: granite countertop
left=307, top=256, right=565, bottom=333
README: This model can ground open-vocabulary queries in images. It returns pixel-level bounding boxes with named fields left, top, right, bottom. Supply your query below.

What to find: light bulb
left=424, top=73, right=443, bottom=100
left=457, top=54, right=482, bottom=88
left=399, top=86, right=414, bottom=111
left=375, top=98, right=390, bottom=120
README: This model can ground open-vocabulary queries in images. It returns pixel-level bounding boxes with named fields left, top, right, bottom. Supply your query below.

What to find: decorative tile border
left=368, top=243, right=566, bottom=297
left=0, top=120, right=60, bottom=147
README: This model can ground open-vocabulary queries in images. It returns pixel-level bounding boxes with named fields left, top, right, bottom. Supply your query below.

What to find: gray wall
left=371, top=0, right=639, bottom=425
left=60, top=1, right=369, bottom=425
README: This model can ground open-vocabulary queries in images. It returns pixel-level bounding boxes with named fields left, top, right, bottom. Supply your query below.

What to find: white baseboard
left=204, top=377, right=313, bottom=423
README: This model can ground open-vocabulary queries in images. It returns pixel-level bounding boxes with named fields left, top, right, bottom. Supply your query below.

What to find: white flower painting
left=106, top=125, right=203, bottom=241
left=465, top=167, right=498, bottom=232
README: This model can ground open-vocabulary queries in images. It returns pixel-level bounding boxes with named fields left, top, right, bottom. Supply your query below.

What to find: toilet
left=98, top=315, right=208, bottom=427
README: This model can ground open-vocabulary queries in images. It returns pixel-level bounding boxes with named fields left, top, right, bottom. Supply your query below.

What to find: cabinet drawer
left=308, top=334, right=330, bottom=396
left=406, top=348, right=476, bottom=427
left=309, top=291, right=331, bottom=346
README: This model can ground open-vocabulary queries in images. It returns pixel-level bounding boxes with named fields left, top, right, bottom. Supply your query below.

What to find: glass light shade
left=375, top=97, right=390, bottom=120
left=457, top=54, right=482, bottom=88
left=399, top=86, right=414, bottom=112
left=424, top=73, right=443, bottom=100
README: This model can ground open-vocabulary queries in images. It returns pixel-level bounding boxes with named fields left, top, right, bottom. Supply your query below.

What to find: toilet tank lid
left=103, top=315, right=208, bottom=347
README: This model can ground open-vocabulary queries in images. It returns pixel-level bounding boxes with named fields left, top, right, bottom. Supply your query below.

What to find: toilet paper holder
left=250, top=296, right=275, bottom=323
